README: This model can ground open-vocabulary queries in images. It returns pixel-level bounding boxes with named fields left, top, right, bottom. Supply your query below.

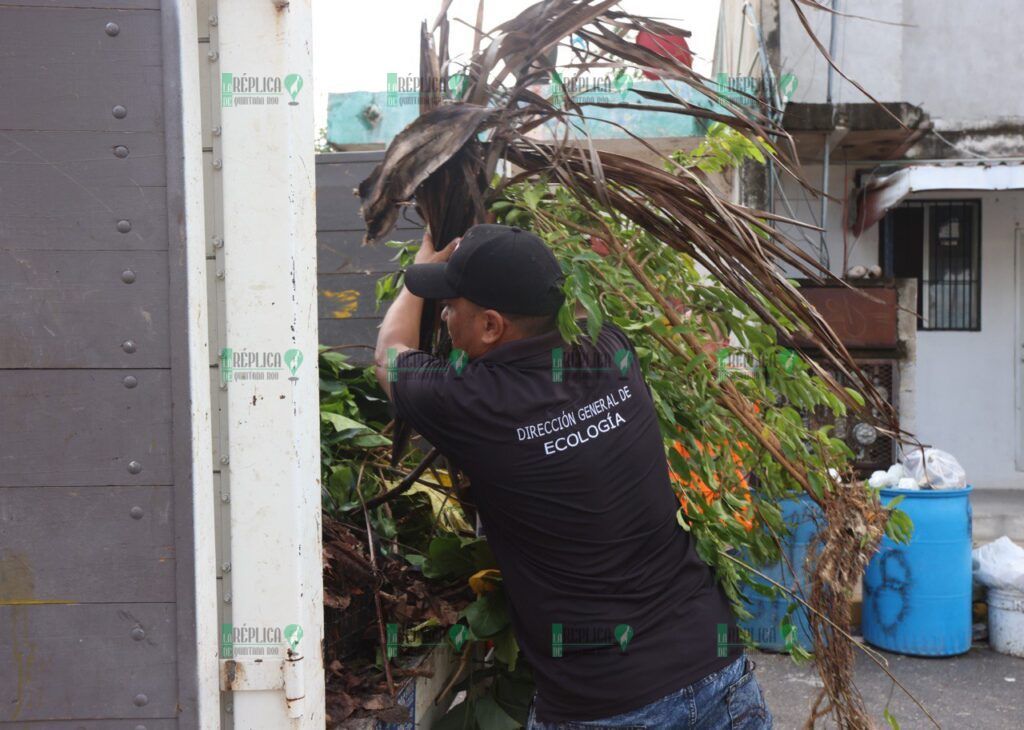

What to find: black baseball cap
left=404, top=224, right=565, bottom=315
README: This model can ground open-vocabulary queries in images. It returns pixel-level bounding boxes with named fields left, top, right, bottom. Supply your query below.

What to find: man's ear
left=480, top=309, right=506, bottom=345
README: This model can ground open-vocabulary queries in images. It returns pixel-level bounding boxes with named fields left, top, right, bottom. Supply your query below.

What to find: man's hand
left=414, top=230, right=459, bottom=265
left=374, top=230, right=459, bottom=398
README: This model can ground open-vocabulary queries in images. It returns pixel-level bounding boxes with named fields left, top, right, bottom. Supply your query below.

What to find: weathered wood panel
left=0, top=250, right=170, bottom=368
left=0, top=603, right=177, bottom=721
left=0, top=370, right=173, bottom=487
left=316, top=153, right=421, bottom=366
left=318, top=318, right=382, bottom=365
left=317, top=230, right=408, bottom=274
left=0, top=6, right=163, bottom=132
left=0, top=131, right=167, bottom=251
left=317, top=272, right=383, bottom=320
left=316, top=153, right=423, bottom=232
left=0, top=486, right=175, bottom=602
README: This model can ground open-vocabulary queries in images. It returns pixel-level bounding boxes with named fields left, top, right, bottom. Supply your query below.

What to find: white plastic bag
left=901, top=448, right=967, bottom=489
left=973, top=536, right=1024, bottom=592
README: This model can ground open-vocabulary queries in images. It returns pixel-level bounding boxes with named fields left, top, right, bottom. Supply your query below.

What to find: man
left=375, top=224, right=773, bottom=729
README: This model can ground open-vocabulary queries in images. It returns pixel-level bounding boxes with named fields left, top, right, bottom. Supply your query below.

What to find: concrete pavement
left=753, top=644, right=1023, bottom=729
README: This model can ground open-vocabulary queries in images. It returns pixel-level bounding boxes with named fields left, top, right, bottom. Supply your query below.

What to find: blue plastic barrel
left=862, top=485, right=973, bottom=656
left=740, top=494, right=820, bottom=652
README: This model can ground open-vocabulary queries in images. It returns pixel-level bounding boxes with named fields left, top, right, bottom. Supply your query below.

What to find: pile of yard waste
left=322, top=515, right=472, bottom=725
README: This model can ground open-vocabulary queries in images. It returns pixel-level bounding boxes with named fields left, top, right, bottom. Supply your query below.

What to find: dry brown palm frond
left=356, top=3, right=921, bottom=726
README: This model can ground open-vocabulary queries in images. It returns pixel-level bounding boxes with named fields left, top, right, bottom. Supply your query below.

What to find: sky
left=311, top=0, right=723, bottom=133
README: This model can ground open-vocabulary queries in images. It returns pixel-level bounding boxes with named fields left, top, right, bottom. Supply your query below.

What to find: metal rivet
left=112, top=105, right=127, bottom=119
left=127, top=460, right=142, bottom=475
left=121, top=339, right=136, bottom=354
left=114, top=145, right=129, bottom=158
left=131, top=626, right=146, bottom=640
left=105, top=22, right=120, bottom=36
left=212, top=126, right=222, bottom=137
left=219, top=455, right=229, bottom=465
left=134, top=693, right=148, bottom=707
left=123, top=375, right=138, bottom=389
left=221, top=493, right=230, bottom=503
left=216, top=270, right=225, bottom=280
left=212, top=159, right=222, bottom=170
left=129, top=506, right=144, bottom=520
left=121, top=269, right=136, bottom=284
left=209, top=15, right=219, bottom=26
left=219, top=381, right=228, bottom=390
left=207, top=50, right=219, bottom=62
left=117, top=219, right=132, bottom=233
left=225, top=705, right=233, bottom=714
left=222, top=562, right=231, bottom=573
left=224, top=593, right=232, bottom=604
left=212, top=236, right=224, bottom=249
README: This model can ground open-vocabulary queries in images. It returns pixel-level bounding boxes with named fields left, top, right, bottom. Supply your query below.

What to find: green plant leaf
left=463, top=592, right=510, bottom=638
left=474, top=696, right=520, bottom=730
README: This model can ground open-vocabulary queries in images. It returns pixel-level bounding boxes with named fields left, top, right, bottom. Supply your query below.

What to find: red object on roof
left=636, top=29, right=693, bottom=80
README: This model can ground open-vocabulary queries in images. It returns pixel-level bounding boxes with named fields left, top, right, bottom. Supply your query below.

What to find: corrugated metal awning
left=853, top=161, right=1024, bottom=234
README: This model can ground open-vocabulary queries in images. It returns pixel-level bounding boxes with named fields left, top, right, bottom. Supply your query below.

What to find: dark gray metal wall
left=0, top=1, right=198, bottom=726
left=316, top=152, right=421, bottom=363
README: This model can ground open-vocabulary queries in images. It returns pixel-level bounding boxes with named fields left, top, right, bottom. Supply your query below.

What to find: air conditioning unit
left=807, top=359, right=898, bottom=476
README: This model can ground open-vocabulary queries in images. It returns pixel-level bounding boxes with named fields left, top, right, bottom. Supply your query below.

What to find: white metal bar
left=217, top=0, right=324, bottom=726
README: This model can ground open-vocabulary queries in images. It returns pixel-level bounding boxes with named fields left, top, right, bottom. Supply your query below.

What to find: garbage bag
left=973, top=536, right=1024, bottom=592
left=901, top=448, right=967, bottom=489
left=896, top=477, right=919, bottom=490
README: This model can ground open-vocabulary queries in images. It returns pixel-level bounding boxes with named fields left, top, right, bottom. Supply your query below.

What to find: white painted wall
left=777, top=162, right=1024, bottom=489
left=912, top=190, right=1024, bottom=488
left=778, top=0, right=1024, bottom=125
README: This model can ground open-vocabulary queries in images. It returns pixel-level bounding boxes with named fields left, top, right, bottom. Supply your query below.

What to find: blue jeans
left=526, top=655, right=773, bottom=729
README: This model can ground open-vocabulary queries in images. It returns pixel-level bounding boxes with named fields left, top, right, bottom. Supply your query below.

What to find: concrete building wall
left=777, top=162, right=1024, bottom=489
left=779, top=0, right=904, bottom=106
left=779, top=0, right=1024, bottom=124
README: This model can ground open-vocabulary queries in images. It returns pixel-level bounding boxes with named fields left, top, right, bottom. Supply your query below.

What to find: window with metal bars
left=879, top=199, right=981, bottom=331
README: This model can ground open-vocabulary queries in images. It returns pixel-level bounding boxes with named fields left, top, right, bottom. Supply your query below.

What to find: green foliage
left=319, top=348, right=392, bottom=513
left=374, top=239, right=420, bottom=310
left=353, top=128, right=911, bottom=725
left=485, top=143, right=879, bottom=641
left=667, top=121, right=775, bottom=174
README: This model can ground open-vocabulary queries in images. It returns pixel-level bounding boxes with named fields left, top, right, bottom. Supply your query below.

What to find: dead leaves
left=323, top=517, right=471, bottom=725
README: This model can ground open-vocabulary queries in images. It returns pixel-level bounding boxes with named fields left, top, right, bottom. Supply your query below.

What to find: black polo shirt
left=391, top=323, right=740, bottom=722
